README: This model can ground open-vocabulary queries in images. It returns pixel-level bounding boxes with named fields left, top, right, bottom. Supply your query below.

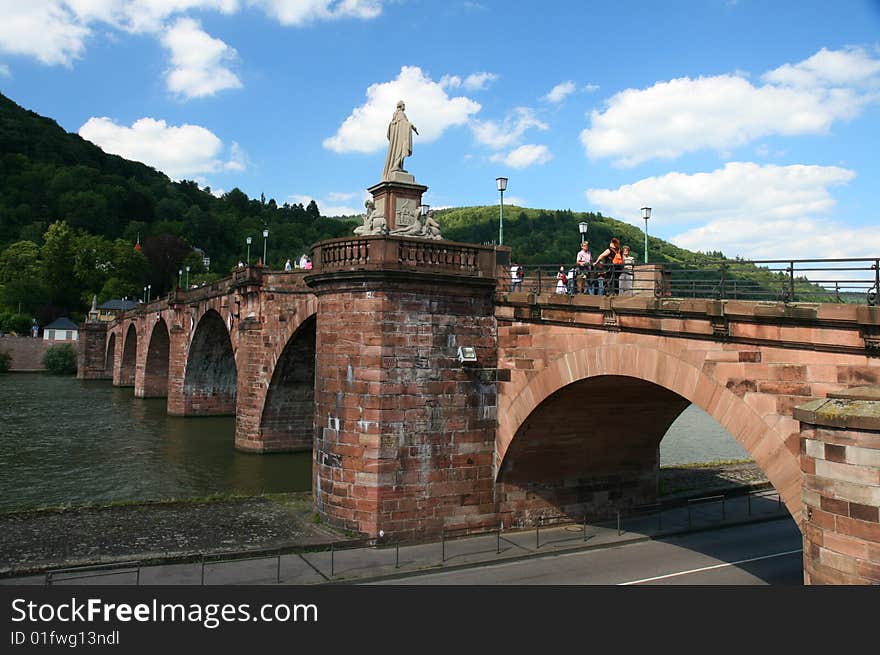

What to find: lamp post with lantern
left=496, top=177, right=508, bottom=246
left=641, top=207, right=652, bottom=263
left=246, top=236, right=252, bottom=265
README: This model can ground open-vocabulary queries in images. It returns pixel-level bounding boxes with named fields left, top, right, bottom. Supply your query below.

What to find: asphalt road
left=371, top=517, right=803, bottom=585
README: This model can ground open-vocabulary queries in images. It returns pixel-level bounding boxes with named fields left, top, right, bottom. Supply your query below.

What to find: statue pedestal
left=367, top=179, right=428, bottom=233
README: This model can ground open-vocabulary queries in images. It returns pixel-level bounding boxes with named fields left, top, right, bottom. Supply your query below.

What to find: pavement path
left=1, top=490, right=793, bottom=586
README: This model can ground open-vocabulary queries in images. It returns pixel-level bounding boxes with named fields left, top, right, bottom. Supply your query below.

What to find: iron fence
left=38, top=488, right=786, bottom=585
left=507, top=257, right=880, bottom=305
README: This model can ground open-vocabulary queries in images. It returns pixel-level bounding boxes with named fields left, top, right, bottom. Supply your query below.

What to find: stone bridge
left=77, top=235, right=880, bottom=584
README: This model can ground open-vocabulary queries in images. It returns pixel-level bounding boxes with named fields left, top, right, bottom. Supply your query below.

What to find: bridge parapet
left=496, top=292, right=880, bottom=356
left=311, top=235, right=499, bottom=280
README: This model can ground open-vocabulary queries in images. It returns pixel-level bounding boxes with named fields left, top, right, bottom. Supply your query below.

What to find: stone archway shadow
left=497, top=342, right=803, bottom=523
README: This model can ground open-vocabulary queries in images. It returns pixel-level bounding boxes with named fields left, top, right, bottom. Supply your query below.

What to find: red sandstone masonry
left=307, top=237, right=499, bottom=540
left=796, top=391, right=880, bottom=585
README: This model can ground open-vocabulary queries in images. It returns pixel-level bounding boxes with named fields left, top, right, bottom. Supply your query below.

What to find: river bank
left=0, top=461, right=769, bottom=577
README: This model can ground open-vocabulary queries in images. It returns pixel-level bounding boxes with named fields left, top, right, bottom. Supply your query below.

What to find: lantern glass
left=641, top=206, right=652, bottom=220
left=496, top=176, right=508, bottom=192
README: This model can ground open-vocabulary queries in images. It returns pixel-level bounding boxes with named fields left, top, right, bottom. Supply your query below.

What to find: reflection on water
left=0, top=375, right=750, bottom=512
left=0, top=375, right=311, bottom=512
left=661, top=404, right=749, bottom=466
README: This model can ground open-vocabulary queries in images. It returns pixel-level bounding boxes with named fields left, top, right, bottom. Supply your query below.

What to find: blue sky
left=1, top=0, right=879, bottom=259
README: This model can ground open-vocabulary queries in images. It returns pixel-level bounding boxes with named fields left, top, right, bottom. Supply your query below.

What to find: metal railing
left=506, top=257, right=880, bottom=305
left=39, top=488, right=786, bottom=585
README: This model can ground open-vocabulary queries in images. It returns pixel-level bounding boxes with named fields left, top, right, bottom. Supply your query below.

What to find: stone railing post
left=633, top=263, right=668, bottom=297
left=795, top=386, right=880, bottom=584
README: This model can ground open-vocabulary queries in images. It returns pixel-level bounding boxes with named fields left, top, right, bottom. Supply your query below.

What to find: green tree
left=43, top=343, right=77, bottom=375
left=0, top=240, right=48, bottom=314
left=73, top=233, right=114, bottom=294
left=40, top=221, right=80, bottom=311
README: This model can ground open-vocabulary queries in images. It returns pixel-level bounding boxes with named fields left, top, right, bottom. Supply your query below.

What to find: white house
left=42, top=317, right=79, bottom=342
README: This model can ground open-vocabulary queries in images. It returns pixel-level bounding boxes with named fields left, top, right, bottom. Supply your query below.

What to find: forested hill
left=437, top=205, right=717, bottom=266
left=0, top=92, right=355, bottom=325
left=0, top=92, right=830, bottom=330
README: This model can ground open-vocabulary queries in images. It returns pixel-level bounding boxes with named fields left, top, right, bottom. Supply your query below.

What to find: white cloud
left=670, top=216, right=880, bottom=261
left=323, top=65, right=481, bottom=153
left=224, top=141, right=247, bottom=171
left=462, top=72, right=497, bottom=91
left=491, top=144, right=552, bottom=169
left=471, top=107, right=547, bottom=150
left=0, top=1, right=382, bottom=69
left=0, top=2, right=90, bottom=66
left=502, top=196, right=527, bottom=207
left=586, top=162, right=864, bottom=258
left=581, top=47, right=880, bottom=167
left=79, top=116, right=243, bottom=178
left=249, top=0, right=384, bottom=25
left=0, top=63, right=10, bottom=77
left=327, top=191, right=357, bottom=201
left=161, top=17, right=241, bottom=98
left=583, top=83, right=599, bottom=93
left=544, top=80, right=575, bottom=103
left=67, top=1, right=240, bottom=33
left=762, top=46, right=880, bottom=88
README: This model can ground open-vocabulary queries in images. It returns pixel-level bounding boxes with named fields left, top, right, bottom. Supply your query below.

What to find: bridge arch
left=497, top=342, right=801, bottom=523
left=141, top=318, right=170, bottom=398
left=258, top=314, right=317, bottom=451
left=105, top=332, right=116, bottom=378
left=118, top=323, right=138, bottom=387
left=183, top=309, right=237, bottom=415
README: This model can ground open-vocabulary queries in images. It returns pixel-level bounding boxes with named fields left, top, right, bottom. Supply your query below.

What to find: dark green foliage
left=0, top=350, right=10, bottom=373
left=0, top=92, right=357, bottom=321
left=436, top=205, right=836, bottom=301
left=0, top=312, right=34, bottom=334
left=42, top=343, right=77, bottom=375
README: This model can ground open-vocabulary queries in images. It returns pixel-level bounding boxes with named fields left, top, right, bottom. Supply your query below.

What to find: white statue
left=382, top=101, right=418, bottom=181
left=354, top=198, right=388, bottom=236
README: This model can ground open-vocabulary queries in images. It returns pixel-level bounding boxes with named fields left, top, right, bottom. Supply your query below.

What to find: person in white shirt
left=510, top=263, right=523, bottom=292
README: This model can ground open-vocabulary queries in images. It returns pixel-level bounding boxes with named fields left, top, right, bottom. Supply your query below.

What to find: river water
left=0, top=375, right=747, bottom=512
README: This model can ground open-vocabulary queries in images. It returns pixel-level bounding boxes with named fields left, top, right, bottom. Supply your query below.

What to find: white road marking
left=617, top=549, right=803, bottom=585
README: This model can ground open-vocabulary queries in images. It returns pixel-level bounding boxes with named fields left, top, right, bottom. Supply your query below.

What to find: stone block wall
left=76, top=322, right=109, bottom=379
left=0, top=335, right=53, bottom=371
left=796, top=387, right=880, bottom=584
left=307, top=238, right=500, bottom=540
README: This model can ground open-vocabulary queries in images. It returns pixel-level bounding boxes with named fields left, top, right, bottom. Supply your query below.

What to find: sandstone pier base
left=796, top=386, right=880, bottom=584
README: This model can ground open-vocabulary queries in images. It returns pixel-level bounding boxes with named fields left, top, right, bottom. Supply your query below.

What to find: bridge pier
left=796, top=387, right=880, bottom=584
left=306, top=237, right=501, bottom=541
left=76, top=321, right=110, bottom=380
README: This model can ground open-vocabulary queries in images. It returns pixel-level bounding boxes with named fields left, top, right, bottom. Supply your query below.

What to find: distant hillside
left=0, top=92, right=837, bottom=328
left=0, top=92, right=355, bottom=323
left=0, top=92, right=354, bottom=265
left=435, top=205, right=837, bottom=303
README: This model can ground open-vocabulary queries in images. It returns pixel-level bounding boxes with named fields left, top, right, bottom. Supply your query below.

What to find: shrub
left=0, top=350, right=10, bottom=373
left=43, top=343, right=77, bottom=375
left=0, top=313, right=34, bottom=335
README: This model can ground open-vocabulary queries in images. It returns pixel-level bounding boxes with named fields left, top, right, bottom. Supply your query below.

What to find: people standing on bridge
left=594, top=237, right=623, bottom=295
left=510, top=262, right=524, bottom=292
left=576, top=241, right=593, bottom=294
left=567, top=264, right=578, bottom=295
left=619, top=245, right=635, bottom=295
left=284, top=258, right=292, bottom=271
left=555, top=266, right=567, bottom=294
